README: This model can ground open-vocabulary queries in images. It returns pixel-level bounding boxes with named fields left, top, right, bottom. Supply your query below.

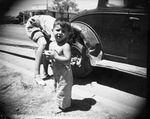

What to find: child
left=44, top=18, right=75, bottom=113
left=25, top=15, right=55, bottom=86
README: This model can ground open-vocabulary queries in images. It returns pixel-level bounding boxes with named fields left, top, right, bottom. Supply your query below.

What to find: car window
left=106, top=0, right=128, bottom=7
left=106, top=0, right=150, bottom=9
left=128, top=0, right=150, bottom=9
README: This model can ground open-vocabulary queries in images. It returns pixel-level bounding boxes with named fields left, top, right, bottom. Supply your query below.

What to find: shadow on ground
left=63, top=98, right=96, bottom=113
left=73, top=67, right=147, bottom=98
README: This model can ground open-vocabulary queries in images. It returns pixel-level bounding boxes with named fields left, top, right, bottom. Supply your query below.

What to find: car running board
left=95, top=60, right=146, bottom=78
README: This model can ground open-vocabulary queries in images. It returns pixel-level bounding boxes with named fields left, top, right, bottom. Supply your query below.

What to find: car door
left=95, top=8, right=130, bottom=63
left=127, top=2, right=148, bottom=67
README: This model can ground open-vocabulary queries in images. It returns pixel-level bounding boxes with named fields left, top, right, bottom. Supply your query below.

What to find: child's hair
left=53, top=17, right=76, bottom=45
left=53, top=18, right=71, bottom=31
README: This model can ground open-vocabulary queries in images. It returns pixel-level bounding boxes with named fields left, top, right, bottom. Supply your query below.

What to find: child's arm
left=53, top=43, right=71, bottom=63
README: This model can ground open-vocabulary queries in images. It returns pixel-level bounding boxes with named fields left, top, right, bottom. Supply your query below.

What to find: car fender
left=71, top=21, right=103, bottom=66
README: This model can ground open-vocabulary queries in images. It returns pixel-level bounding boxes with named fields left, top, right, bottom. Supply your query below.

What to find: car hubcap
left=71, top=54, right=82, bottom=68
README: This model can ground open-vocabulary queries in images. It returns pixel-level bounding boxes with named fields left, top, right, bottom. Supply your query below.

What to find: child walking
left=44, top=18, right=75, bottom=113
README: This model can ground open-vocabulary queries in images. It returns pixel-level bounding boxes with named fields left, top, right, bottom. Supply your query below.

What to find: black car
left=70, top=0, right=149, bottom=78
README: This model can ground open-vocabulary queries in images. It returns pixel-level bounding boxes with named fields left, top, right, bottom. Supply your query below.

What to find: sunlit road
left=0, top=24, right=148, bottom=118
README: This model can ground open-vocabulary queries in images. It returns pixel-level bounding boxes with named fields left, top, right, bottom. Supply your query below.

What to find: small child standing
left=44, top=18, right=75, bottom=113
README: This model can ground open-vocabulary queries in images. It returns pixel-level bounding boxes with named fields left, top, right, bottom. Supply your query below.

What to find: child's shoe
left=52, top=106, right=63, bottom=114
left=41, top=74, right=53, bottom=80
left=34, top=75, right=46, bottom=86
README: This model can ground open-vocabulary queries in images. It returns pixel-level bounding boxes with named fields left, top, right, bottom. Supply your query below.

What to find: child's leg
left=57, top=79, right=72, bottom=109
left=42, top=54, right=49, bottom=76
left=41, top=42, right=54, bottom=79
left=35, top=37, right=47, bottom=77
left=33, top=37, right=47, bottom=85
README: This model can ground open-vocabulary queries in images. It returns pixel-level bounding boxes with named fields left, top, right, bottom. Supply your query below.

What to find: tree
left=2, top=15, right=19, bottom=24
left=52, top=0, right=79, bottom=19
left=16, top=12, right=24, bottom=23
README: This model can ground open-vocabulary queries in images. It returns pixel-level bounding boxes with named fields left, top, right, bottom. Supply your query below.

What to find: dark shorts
left=31, top=30, right=44, bottom=42
left=26, top=28, right=51, bottom=43
left=25, top=19, right=51, bottom=43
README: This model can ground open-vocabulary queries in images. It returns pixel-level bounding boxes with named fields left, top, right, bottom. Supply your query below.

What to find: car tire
left=71, top=43, right=93, bottom=78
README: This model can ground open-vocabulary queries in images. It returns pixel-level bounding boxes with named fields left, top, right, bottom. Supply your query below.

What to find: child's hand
left=43, top=50, right=55, bottom=60
left=30, top=18, right=40, bottom=27
left=44, top=50, right=51, bottom=55
left=43, top=50, right=51, bottom=60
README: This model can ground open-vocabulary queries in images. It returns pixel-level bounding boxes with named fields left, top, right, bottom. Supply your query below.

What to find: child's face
left=53, top=24, right=69, bottom=44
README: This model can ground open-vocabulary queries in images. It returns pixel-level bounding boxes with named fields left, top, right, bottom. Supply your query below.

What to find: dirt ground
left=0, top=62, right=54, bottom=117
left=0, top=58, right=135, bottom=119
left=0, top=63, right=98, bottom=119
left=0, top=47, right=148, bottom=119
left=0, top=43, right=131, bottom=119
left=0, top=60, right=107, bottom=119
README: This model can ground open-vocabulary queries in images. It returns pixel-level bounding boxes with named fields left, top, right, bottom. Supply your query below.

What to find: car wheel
left=71, top=43, right=93, bottom=78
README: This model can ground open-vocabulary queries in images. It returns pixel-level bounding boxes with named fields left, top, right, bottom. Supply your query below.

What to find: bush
left=1, top=16, right=20, bottom=24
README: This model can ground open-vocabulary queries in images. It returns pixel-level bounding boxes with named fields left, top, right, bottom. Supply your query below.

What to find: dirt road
left=0, top=56, right=132, bottom=119
left=0, top=46, right=147, bottom=119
